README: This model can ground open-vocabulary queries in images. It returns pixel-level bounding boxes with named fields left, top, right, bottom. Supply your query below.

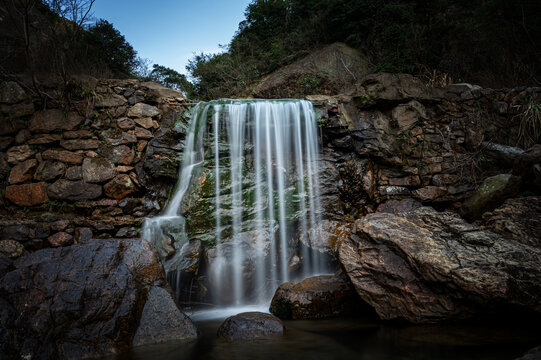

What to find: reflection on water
left=114, top=313, right=539, bottom=360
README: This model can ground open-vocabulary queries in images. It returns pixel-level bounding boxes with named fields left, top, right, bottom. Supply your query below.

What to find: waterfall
left=143, top=99, right=324, bottom=307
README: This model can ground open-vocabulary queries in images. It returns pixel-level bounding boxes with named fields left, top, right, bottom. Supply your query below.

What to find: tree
left=149, top=64, right=193, bottom=96
left=85, top=19, right=137, bottom=78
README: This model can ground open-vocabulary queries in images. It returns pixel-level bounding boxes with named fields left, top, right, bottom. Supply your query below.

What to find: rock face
left=482, top=196, right=541, bottom=248
left=82, top=157, right=117, bottom=183
left=0, top=239, right=197, bottom=359
left=217, top=312, right=284, bottom=341
left=269, top=275, right=364, bottom=319
left=339, top=207, right=541, bottom=323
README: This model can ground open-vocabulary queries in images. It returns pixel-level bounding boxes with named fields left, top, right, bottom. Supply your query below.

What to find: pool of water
left=115, top=309, right=539, bottom=360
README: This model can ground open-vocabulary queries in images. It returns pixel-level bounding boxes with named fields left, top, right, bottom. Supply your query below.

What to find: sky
left=91, top=0, right=252, bottom=75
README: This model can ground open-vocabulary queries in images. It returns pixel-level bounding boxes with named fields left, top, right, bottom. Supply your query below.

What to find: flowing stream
left=143, top=99, right=325, bottom=307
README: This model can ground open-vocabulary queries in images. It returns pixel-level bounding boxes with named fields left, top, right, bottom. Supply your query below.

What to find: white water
left=143, top=99, right=324, bottom=307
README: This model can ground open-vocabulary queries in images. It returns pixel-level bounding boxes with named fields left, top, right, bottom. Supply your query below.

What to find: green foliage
left=85, top=19, right=138, bottom=78
left=188, top=0, right=541, bottom=99
left=147, top=64, right=194, bottom=97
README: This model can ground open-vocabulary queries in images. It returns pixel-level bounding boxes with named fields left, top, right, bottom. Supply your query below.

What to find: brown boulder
left=47, top=179, right=102, bottom=201
left=104, top=174, right=137, bottom=200
left=128, top=103, right=159, bottom=118
left=135, top=127, right=153, bottom=139
left=29, top=110, right=83, bottom=132
left=8, top=159, right=37, bottom=184
left=27, top=134, right=63, bottom=145
left=5, top=182, right=49, bottom=206
left=270, top=275, right=365, bottom=319
left=6, top=145, right=35, bottom=164
left=82, top=158, right=117, bottom=183
left=217, top=312, right=284, bottom=341
left=339, top=207, right=541, bottom=323
left=482, top=196, right=541, bottom=248
left=42, top=149, right=83, bottom=165
left=134, top=117, right=153, bottom=129
left=116, top=117, right=135, bottom=130
left=34, top=160, right=66, bottom=181
left=0, top=240, right=24, bottom=258
left=60, top=139, right=100, bottom=150
left=48, top=232, right=73, bottom=247
left=108, top=145, right=134, bottom=165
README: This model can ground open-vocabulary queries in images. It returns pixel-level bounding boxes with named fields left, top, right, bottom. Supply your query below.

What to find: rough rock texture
left=29, top=110, right=83, bottom=132
left=0, top=240, right=24, bottom=259
left=47, top=179, right=102, bottom=201
left=217, top=312, right=284, bottom=341
left=376, top=198, right=421, bottom=213
left=461, top=173, right=522, bottom=219
left=0, top=239, right=197, bottom=359
left=339, top=207, right=541, bottom=323
left=8, top=159, right=37, bottom=184
left=82, top=157, right=117, bottom=183
left=104, top=174, right=137, bottom=200
left=269, top=275, right=365, bottom=319
left=5, top=182, right=48, bottom=206
left=34, top=160, right=66, bottom=181
left=515, top=346, right=541, bottom=360
left=482, top=196, right=541, bottom=248
left=132, top=286, right=198, bottom=346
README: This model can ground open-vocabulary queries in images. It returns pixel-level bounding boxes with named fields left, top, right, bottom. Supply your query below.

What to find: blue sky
left=91, top=0, right=252, bottom=75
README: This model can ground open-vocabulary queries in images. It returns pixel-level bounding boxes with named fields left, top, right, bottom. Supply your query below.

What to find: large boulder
left=217, top=312, right=284, bottom=341
left=339, top=207, right=541, bottom=324
left=29, top=110, right=83, bottom=133
left=5, top=182, right=48, bottom=206
left=269, top=275, right=365, bottom=319
left=481, top=196, right=541, bottom=248
left=0, top=239, right=197, bottom=359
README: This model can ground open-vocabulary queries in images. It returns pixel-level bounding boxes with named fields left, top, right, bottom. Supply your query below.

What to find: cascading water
left=143, top=99, right=324, bottom=307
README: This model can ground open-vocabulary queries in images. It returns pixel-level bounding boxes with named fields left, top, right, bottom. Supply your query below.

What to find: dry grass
left=516, top=99, right=541, bottom=148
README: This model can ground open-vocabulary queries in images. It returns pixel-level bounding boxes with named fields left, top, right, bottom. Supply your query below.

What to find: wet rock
left=0, top=81, right=27, bottom=104
left=132, top=286, right=198, bottom=346
left=128, top=103, right=159, bottom=118
left=300, top=219, right=354, bottom=255
left=0, top=240, right=24, bottom=259
left=47, top=179, right=102, bottom=201
left=461, top=174, right=521, bottom=219
left=108, top=145, right=135, bottom=165
left=217, top=312, right=284, bottom=341
left=482, top=141, right=525, bottom=166
left=376, top=198, right=421, bottom=213
left=270, top=275, right=364, bottom=319
left=5, top=182, right=49, bottom=206
left=8, top=158, right=37, bottom=184
left=82, top=157, right=117, bottom=183
left=0, top=239, right=196, bottom=358
left=482, top=196, right=541, bottom=248
left=29, top=110, right=83, bottom=132
left=339, top=207, right=541, bottom=323
left=60, top=139, right=100, bottom=150
left=48, top=232, right=73, bottom=247
left=27, top=134, right=63, bottom=145
left=6, top=144, right=35, bottom=164
left=42, top=149, right=83, bottom=165
left=104, top=174, right=137, bottom=200
left=34, top=160, right=66, bottom=181
left=165, top=240, right=202, bottom=275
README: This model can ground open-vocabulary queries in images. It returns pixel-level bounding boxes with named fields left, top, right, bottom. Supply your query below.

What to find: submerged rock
left=217, top=312, right=284, bottom=341
left=339, top=207, right=541, bottom=324
left=0, top=239, right=197, bottom=358
left=269, top=275, right=366, bottom=319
